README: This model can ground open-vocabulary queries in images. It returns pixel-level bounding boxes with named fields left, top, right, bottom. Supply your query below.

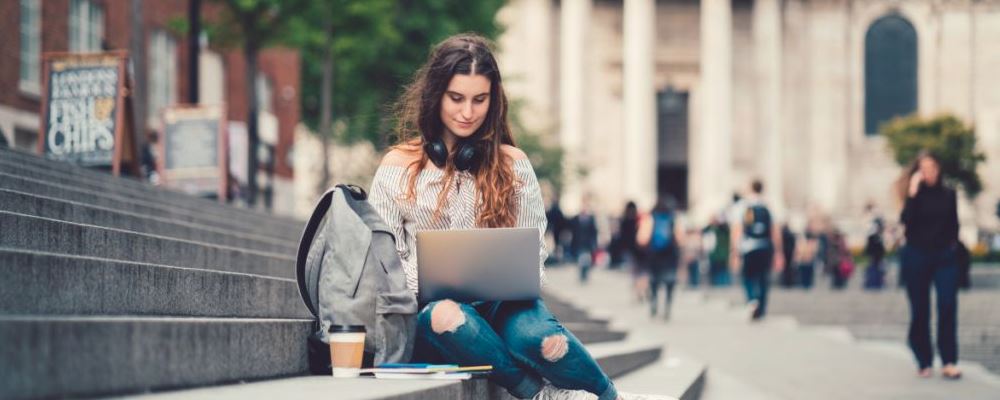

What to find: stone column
left=497, top=0, right=554, bottom=133
left=623, top=0, right=657, bottom=209
left=559, top=0, right=591, bottom=214
left=753, top=0, right=784, bottom=217
left=697, top=0, right=733, bottom=219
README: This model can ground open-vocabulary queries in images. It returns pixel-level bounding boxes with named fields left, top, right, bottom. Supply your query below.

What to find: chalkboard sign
left=160, top=105, right=228, bottom=200
left=38, top=51, right=137, bottom=175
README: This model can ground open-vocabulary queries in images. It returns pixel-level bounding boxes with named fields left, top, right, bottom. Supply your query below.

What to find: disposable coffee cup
left=328, top=325, right=366, bottom=378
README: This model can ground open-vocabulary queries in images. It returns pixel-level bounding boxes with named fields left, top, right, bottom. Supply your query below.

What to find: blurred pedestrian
left=779, top=224, right=797, bottom=288
left=897, top=151, right=962, bottom=379
left=617, top=201, right=647, bottom=301
left=829, top=230, right=853, bottom=290
left=571, top=195, right=599, bottom=284
left=864, top=216, right=887, bottom=290
left=610, top=201, right=639, bottom=268
left=797, top=212, right=824, bottom=289
left=730, top=180, right=784, bottom=321
left=637, top=195, right=684, bottom=320
left=683, top=226, right=702, bottom=287
left=545, top=199, right=566, bottom=264
left=704, top=213, right=732, bottom=286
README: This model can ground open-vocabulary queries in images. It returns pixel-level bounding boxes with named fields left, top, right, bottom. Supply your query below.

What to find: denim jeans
left=901, top=245, right=959, bottom=368
left=741, top=248, right=773, bottom=316
left=413, top=299, right=618, bottom=400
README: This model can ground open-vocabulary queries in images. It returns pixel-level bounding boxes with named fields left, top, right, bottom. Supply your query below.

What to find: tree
left=882, top=114, right=987, bottom=198
left=215, top=0, right=308, bottom=207
left=294, top=0, right=506, bottom=147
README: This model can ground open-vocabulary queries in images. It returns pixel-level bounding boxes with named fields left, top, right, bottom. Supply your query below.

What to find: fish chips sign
left=39, top=51, right=136, bottom=175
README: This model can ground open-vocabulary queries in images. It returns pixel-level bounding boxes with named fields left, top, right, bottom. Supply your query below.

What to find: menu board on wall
left=160, top=105, right=228, bottom=200
left=38, top=51, right=137, bottom=176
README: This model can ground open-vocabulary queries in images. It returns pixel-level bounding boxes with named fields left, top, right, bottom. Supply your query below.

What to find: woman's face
left=440, top=73, right=491, bottom=140
left=918, top=157, right=941, bottom=186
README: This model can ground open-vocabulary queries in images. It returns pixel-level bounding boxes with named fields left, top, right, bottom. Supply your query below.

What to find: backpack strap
left=296, top=184, right=368, bottom=318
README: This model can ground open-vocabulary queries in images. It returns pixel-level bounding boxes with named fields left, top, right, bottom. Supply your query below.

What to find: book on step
left=360, top=363, right=493, bottom=380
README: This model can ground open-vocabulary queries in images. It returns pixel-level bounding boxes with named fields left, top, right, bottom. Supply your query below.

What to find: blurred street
left=544, top=265, right=1000, bottom=400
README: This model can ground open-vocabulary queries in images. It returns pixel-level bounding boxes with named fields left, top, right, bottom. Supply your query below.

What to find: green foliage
left=289, top=0, right=506, bottom=146
left=882, top=114, right=987, bottom=198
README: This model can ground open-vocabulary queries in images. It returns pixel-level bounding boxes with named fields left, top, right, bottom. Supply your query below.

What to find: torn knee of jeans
left=540, top=334, right=569, bottom=362
left=430, top=300, right=465, bottom=334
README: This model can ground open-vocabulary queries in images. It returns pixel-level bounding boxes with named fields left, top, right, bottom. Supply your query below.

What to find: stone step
left=0, top=211, right=295, bottom=279
left=0, top=189, right=296, bottom=255
left=128, top=339, right=664, bottom=400
left=564, top=325, right=628, bottom=345
left=0, top=248, right=310, bottom=319
left=0, top=315, right=313, bottom=400
left=614, top=348, right=708, bottom=400
left=0, top=172, right=299, bottom=243
left=0, top=148, right=301, bottom=232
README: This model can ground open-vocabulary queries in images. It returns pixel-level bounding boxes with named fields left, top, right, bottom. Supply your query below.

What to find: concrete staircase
left=0, top=146, right=672, bottom=399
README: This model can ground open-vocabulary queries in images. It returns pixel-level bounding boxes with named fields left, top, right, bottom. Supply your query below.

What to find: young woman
left=368, top=34, right=671, bottom=400
left=898, top=151, right=962, bottom=379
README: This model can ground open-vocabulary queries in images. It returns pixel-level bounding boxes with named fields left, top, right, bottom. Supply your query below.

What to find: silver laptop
left=416, top=227, right=540, bottom=304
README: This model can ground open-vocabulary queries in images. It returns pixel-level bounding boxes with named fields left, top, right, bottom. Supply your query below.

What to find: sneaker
left=745, top=299, right=759, bottom=320
left=618, top=391, right=680, bottom=400
left=531, top=384, right=598, bottom=400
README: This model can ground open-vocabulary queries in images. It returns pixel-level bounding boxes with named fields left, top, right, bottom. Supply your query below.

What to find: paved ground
left=543, top=266, right=1000, bottom=400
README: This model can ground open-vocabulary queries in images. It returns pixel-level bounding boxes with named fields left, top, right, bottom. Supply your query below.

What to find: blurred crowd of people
left=544, top=183, right=913, bottom=320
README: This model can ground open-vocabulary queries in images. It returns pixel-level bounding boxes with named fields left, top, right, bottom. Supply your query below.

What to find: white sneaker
left=617, top=391, right=680, bottom=400
left=531, top=384, right=598, bottom=400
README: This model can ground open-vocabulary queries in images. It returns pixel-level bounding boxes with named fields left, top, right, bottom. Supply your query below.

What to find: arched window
left=865, top=14, right=918, bottom=135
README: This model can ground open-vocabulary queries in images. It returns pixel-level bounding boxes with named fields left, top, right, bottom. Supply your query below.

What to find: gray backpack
left=296, top=184, right=418, bottom=374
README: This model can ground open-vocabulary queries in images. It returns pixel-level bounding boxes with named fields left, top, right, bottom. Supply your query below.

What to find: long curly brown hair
left=391, top=33, right=519, bottom=228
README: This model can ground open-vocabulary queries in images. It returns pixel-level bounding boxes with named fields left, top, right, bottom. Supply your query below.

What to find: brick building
left=1, top=0, right=300, bottom=215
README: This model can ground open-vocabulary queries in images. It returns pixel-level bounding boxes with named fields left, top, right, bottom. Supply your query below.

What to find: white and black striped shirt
left=368, top=158, right=548, bottom=294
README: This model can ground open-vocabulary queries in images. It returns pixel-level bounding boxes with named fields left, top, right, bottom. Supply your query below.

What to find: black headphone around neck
left=424, top=136, right=484, bottom=172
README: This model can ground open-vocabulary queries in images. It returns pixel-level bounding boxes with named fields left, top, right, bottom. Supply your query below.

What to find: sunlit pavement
left=544, top=265, right=1000, bottom=400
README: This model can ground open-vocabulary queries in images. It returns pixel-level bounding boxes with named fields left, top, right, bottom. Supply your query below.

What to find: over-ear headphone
left=424, top=137, right=484, bottom=172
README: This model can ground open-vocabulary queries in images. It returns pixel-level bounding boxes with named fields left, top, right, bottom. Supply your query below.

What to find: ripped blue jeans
left=413, top=299, right=618, bottom=400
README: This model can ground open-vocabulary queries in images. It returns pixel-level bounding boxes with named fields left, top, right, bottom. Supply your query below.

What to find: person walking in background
left=572, top=195, right=599, bottom=284
left=683, top=226, right=703, bottom=288
left=796, top=213, right=822, bottom=289
left=730, top=180, right=784, bottom=321
left=864, top=216, right=887, bottom=290
left=779, top=224, right=797, bottom=288
left=829, top=230, right=853, bottom=290
left=617, top=201, right=647, bottom=301
left=609, top=201, right=639, bottom=269
left=704, top=214, right=732, bottom=286
left=898, top=151, right=962, bottom=379
left=545, top=199, right=566, bottom=264
left=637, top=196, right=685, bottom=320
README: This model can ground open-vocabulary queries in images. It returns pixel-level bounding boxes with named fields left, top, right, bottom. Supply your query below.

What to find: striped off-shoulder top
left=367, top=157, right=548, bottom=295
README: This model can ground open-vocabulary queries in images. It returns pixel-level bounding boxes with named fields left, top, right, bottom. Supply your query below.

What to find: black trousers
left=902, top=245, right=959, bottom=368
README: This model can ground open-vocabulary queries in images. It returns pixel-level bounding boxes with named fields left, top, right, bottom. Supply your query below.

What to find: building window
left=148, top=30, right=177, bottom=127
left=864, top=14, right=918, bottom=136
left=69, top=0, right=104, bottom=52
left=19, top=0, right=42, bottom=94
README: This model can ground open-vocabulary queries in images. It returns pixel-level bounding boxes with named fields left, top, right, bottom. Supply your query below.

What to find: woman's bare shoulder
left=500, top=145, right=528, bottom=161
left=380, top=145, right=421, bottom=167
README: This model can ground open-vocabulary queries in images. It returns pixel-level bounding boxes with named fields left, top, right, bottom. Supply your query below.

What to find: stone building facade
left=499, top=0, right=1000, bottom=236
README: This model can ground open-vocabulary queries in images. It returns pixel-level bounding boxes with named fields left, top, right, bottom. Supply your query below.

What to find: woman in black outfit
left=898, top=152, right=962, bottom=379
